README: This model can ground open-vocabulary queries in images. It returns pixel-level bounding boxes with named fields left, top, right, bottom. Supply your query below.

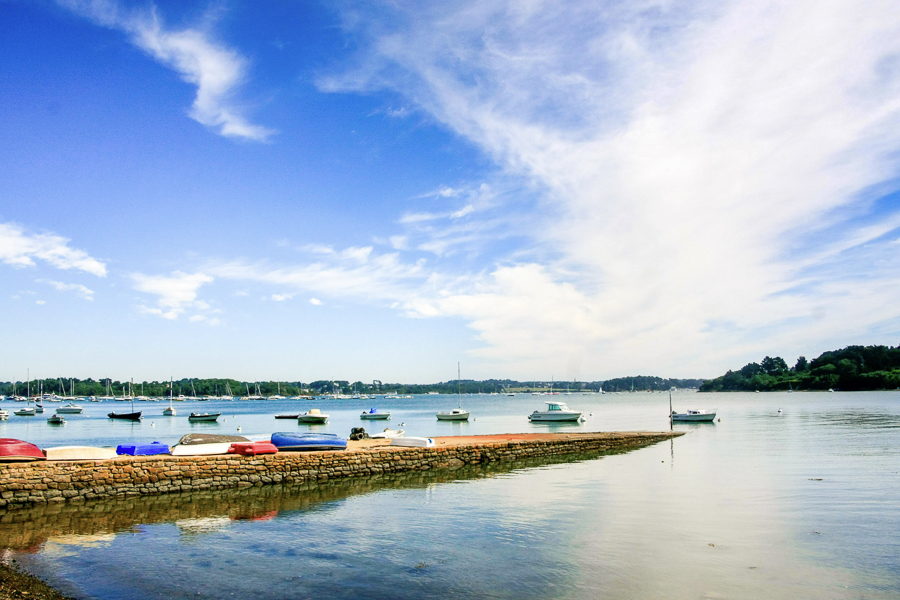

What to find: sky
left=3, top=0, right=900, bottom=384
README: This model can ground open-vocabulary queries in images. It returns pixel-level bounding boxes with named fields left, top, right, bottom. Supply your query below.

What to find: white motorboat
left=0, top=410, right=8, bottom=421
left=360, top=408, right=391, bottom=420
left=528, top=402, right=583, bottom=422
left=390, top=436, right=435, bottom=448
left=369, top=428, right=405, bottom=439
left=298, top=409, right=329, bottom=424
left=437, top=363, right=471, bottom=421
left=43, top=446, right=117, bottom=460
left=13, top=407, right=36, bottom=417
left=55, top=403, right=84, bottom=414
left=671, top=409, right=717, bottom=422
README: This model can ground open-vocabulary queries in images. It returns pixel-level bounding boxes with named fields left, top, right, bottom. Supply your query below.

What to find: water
left=1, top=391, right=899, bottom=599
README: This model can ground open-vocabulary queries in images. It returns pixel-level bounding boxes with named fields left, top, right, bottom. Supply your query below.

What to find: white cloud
left=207, top=248, right=427, bottom=304
left=39, top=279, right=95, bottom=301
left=131, top=271, right=214, bottom=320
left=309, top=298, right=322, bottom=305
left=318, top=0, right=900, bottom=376
left=35, top=300, right=46, bottom=305
left=271, top=293, right=293, bottom=302
left=0, top=222, right=107, bottom=276
left=58, top=0, right=273, bottom=141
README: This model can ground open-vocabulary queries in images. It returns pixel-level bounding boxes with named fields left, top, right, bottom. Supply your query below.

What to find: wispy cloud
left=39, top=279, right=95, bottom=301
left=208, top=247, right=427, bottom=303
left=58, top=0, right=274, bottom=141
left=318, top=0, right=900, bottom=375
left=0, top=222, right=107, bottom=276
left=131, top=271, right=214, bottom=320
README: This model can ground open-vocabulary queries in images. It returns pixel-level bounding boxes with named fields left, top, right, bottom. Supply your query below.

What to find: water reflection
left=0, top=449, right=614, bottom=553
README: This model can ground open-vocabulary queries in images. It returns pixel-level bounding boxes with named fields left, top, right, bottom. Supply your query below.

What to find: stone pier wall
left=0, top=432, right=679, bottom=508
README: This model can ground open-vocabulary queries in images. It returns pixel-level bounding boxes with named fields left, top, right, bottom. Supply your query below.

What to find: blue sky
left=3, top=0, right=900, bottom=383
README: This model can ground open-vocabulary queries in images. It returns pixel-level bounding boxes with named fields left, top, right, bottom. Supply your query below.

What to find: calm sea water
left=1, top=391, right=898, bottom=599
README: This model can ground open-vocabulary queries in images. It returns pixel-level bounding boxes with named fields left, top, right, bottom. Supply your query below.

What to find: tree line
left=699, top=345, right=900, bottom=392
left=1, top=375, right=705, bottom=397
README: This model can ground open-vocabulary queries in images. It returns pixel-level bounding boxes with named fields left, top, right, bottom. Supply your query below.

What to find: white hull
left=171, top=442, right=234, bottom=456
left=298, top=415, right=329, bottom=423
left=528, top=412, right=583, bottom=422
left=671, top=409, right=716, bottom=422
left=43, top=446, right=117, bottom=461
left=56, top=405, right=84, bottom=414
left=436, top=410, right=470, bottom=421
left=369, top=428, right=405, bottom=439
left=391, top=437, right=435, bottom=448
left=360, top=413, right=391, bottom=420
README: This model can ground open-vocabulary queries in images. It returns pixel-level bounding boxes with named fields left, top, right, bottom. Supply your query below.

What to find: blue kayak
left=116, top=441, right=170, bottom=456
left=270, top=432, right=347, bottom=451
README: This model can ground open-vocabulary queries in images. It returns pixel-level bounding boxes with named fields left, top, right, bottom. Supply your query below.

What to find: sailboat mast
left=457, top=362, right=461, bottom=409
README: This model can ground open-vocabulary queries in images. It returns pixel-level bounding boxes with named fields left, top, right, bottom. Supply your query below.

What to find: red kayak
left=0, top=438, right=45, bottom=462
left=228, top=441, right=278, bottom=456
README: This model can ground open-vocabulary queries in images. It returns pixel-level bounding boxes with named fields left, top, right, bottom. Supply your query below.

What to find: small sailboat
left=437, top=363, right=471, bottom=421
left=163, top=378, right=176, bottom=416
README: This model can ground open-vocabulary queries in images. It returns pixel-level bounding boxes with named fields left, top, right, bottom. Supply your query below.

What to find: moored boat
left=0, top=409, right=9, bottom=420
left=360, top=408, right=391, bottom=420
left=47, top=414, right=66, bottom=425
left=56, top=403, right=84, bottom=414
left=528, top=402, right=583, bottom=422
left=298, top=408, right=329, bottom=424
left=108, top=411, right=142, bottom=421
left=437, top=363, right=471, bottom=421
left=436, top=408, right=470, bottom=421
left=671, top=408, right=717, bottom=422
left=43, top=446, right=118, bottom=461
left=188, top=412, right=221, bottom=422
left=0, top=438, right=45, bottom=462
left=390, top=436, right=435, bottom=448
left=116, top=441, right=170, bottom=456
left=13, top=407, right=36, bottom=417
left=271, top=432, right=347, bottom=451
left=274, top=413, right=300, bottom=419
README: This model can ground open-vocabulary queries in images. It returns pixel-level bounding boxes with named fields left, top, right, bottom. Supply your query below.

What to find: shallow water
left=2, top=391, right=899, bottom=599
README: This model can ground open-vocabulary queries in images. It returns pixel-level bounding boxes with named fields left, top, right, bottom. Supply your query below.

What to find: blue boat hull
left=116, top=442, right=170, bottom=456
left=271, top=432, right=347, bottom=451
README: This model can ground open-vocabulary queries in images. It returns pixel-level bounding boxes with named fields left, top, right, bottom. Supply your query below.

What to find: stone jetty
left=0, top=431, right=680, bottom=508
